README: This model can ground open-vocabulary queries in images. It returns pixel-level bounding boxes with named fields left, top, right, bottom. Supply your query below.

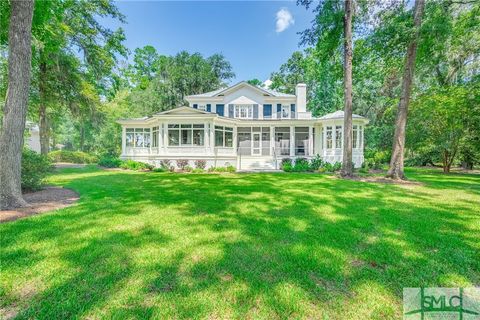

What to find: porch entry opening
left=237, top=127, right=270, bottom=156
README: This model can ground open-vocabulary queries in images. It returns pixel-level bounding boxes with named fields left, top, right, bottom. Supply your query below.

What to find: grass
left=1, top=167, right=479, bottom=319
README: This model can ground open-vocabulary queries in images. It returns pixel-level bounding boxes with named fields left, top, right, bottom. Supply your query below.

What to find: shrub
left=317, top=167, right=327, bottom=173
left=309, top=154, right=324, bottom=171
left=48, top=150, right=98, bottom=164
left=226, top=165, right=236, bottom=173
left=282, top=162, right=293, bottom=172
left=169, top=166, right=175, bottom=172
left=159, top=159, right=171, bottom=169
left=214, top=167, right=227, bottom=173
left=207, top=167, right=216, bottom=172
left=194, top=159, right=206, bottom=170
left=21, top=149, right=53, bottom=191
left=152, top=167, right=167, bottom=173
left=293, top=158, right=310, bottom=172
left=280, top=158, right=292, bottom=170
left=176, top=159, right=189, bottom=171
left=119, top=160, right=153, bottom=171
left=332, top=161, right=342, bottom=172
left=98, top=155, right=123, bottom=168
left=323, top=162, right=334, bottom=172
left=192, top=168, right=204, bottom=173
left=184, top=165, right=193, bottom=172
left=364, top=150, right=390, bottom=170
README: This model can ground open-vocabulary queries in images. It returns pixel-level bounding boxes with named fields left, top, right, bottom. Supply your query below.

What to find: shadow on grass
left=1, top=167, right=479, bottom=319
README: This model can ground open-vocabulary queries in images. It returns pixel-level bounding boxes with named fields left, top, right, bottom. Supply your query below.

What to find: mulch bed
left=0, top=187, right=79, bottom=223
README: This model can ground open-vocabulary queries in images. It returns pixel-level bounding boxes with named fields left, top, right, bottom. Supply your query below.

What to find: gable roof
left=318, top=110, right=367, bottom=121
left=154, top=106, right=212, bottom=116
left=186, top=81, right=295, bottom=99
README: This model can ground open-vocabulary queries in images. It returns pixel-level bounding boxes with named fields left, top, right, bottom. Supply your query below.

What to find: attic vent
left=263, top=94, right=270, bottom=96
left=218, top=94, right=224, bottom=96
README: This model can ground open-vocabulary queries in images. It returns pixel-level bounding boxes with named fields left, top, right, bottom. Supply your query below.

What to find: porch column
left=308, top=125, right=314, bottom=156
left=163, top=123, right=168, bottom=154
left=233, top=125, right=238, bottom=154
left=322, top=126, right=327, bottom=158
left=270, top=126, right=275, bottom=156
left=210, top=123, right=215, bottom=155
left=290, top=126, right=295, bottom=157
left=121, top=126, right=126, bottom=156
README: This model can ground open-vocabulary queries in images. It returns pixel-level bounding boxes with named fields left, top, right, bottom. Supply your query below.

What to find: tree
left=408, top=83, right=480, bottom=173
left=31, top=0, right=126, bottom=154
left=0, top=0, right=34, bottom=209
left=341, top=0, right=354, bottom=177
left=386, top=0, right=425, bottom=179
left=247, top=78, right=263, bottom=87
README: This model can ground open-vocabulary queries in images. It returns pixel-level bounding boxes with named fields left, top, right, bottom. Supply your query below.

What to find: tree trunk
left=386, top=0, right=425, bottom=180
left=0, top=0, right=35, bottom=210
left=341, top=0, right=354, bottom=177
left=39, top=60, right=49, bottom=155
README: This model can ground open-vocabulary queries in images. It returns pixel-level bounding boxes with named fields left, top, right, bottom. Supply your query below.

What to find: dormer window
left=281, top=105, right=290, bottom=118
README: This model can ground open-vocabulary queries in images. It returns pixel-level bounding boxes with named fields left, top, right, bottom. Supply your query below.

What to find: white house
left=25, top=121, right=41, bottom=153
left=117, top=82, right=369, bottom=170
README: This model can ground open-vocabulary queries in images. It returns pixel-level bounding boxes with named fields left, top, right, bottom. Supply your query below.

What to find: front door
left=252, top=133, right=261, bottom=155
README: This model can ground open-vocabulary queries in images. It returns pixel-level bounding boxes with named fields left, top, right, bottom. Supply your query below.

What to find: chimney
left=295, top=83, right=307, bottom=113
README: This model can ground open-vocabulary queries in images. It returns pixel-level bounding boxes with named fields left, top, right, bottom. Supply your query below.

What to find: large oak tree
left=0, top=0, right=34, bottom=209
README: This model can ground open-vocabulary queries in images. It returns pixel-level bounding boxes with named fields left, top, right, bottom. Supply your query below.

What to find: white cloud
left=275, top=8, right=294, bottom=33
left=263, top=79, right=272, bottom=89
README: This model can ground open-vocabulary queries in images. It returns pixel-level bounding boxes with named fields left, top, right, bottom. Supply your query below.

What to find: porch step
left=238, top=157, right=278, bottom=171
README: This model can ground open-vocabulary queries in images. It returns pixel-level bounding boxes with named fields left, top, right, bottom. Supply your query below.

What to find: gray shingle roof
left=318, top=110, right=366, bottom=120
left=187, top=81, right=295, bottom=98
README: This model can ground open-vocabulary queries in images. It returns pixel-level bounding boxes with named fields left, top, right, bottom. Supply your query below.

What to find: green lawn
left=1, top=168, right=479, bottom=319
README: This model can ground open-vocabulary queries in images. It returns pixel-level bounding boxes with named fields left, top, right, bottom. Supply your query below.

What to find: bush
left=323, top=162, right=334, bottom=172
left=309, top=154, right=324, bottom=171
left=332, top=161, right=342, bottom=172
left=119, top=160, right=153, bottom=171
left=280, top=158, right=292, bottom=170
left=152, top=167, right=167, bottom=173
left=176, top=159, right=189, bottom=170
left=293, top=158, right=310, bottom=172
left=207, top=167, right=216, bottom=172
left=194, top=159, right=207, bottom=170
left=48, top=150, right=98, bottom=164
left=159, top=159, right=171, bottom=169
left=364, top=150, right=390, bottom=170
left=22, top=149, right=53, bottom=191
left=98, top=155, right=123, bottom=168
left=184, top=165, right=193, bottom=172
left=192, top=168, right=204, bottom=173
left=226, top=165, right=236, bottom=173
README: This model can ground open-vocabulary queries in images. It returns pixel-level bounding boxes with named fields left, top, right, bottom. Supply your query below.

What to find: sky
left=104, top=1, right=315, bottom=83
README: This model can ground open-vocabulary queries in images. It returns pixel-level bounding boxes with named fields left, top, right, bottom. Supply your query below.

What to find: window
left=295, top=127, right=309, bottom=156
left=215, top=126, right=233, bottom=147
left=275, top=127, right=290, bottom=155
left=281, top=105, right=290, bottom=118
left=359, top=126, right=363, bottom=149
left=168, top=124, right=204, bottom=146
left=198, top=105, right=206, bottom=111
left=152, top=126, right=159, bottom=147
left=235, top=105, right=253, bottom=119
left=126, top=128, right=150, bottom=148
left=353, top=125, right=358, bottom=149
left=262, top=127, right=270, bottom=155
left=263, top=104, right=272, bottom=118
left=326, top=126, right=332, bottom=149
left=335, top=125, right=342, bottom=149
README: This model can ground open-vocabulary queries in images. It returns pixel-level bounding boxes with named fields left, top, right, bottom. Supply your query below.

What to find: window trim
left=234, top=105, right=253, bottom=119
left=126, top=128, right=151, bottom=148
left=167, top=123, right=205, bottom=147
left=214, top=125, right=234, bottom=148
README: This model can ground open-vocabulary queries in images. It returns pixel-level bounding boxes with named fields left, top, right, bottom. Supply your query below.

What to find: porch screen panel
left=237, top=127, right=251, bottom=155
left=326, top=126, right=333, bottom=149
left=126, top=128, right=134, bottom=147
left=275, top=127, right=290, bottom=156
left=295, top=127, right=309, bottom=156
left=262, top=127, right=270, bottom=156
